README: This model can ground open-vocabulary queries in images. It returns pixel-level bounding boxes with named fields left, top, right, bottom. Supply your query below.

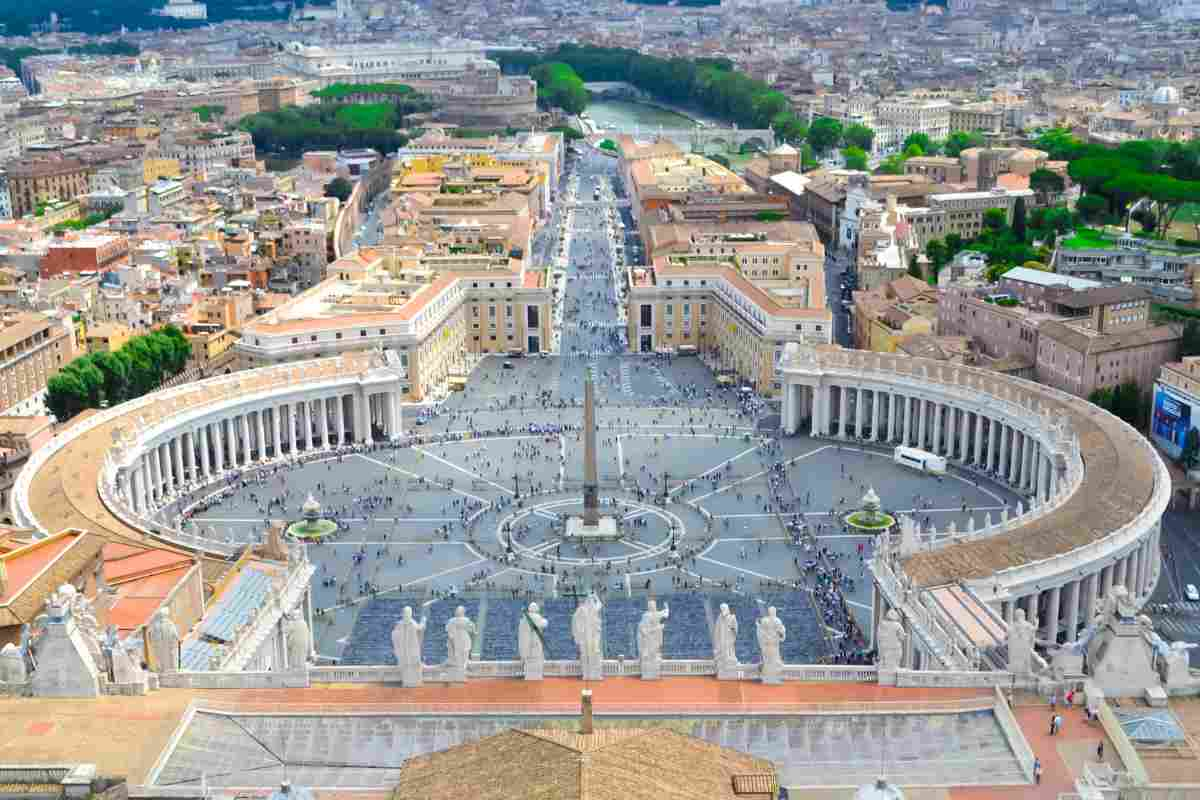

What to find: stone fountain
left=286, top=494, right=338, bottom=540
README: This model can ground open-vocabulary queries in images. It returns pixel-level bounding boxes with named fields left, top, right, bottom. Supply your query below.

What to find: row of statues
left=390, top=597, right=789, bottom=684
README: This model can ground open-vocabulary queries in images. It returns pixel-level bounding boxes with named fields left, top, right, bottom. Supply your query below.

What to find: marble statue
left=147, top=607, right=180, bottom=673
left=1007, top=608, right=1038, bottom=675
left=713, top=603, right=739, bottom=675
left=444, top=606, right=476, bottom=681
left=876, top=609, right=906, bottom=671
left=1164, top=641, right=1198, bottom=688
left=103, top=625, right=143, bottom=685
left=756, top=607, right=787, bottom=684
left=30, top=586, right=101, bottom=697
left=0, top=642, right=27, bottom=684
left=284, top=611, right=311, bottom=670
left=518, top=602, right=548, bottom=681
left=572, top=593, right=604, bottom=681
left=391, top=606, right=426, bottom=688
left=637, top=599, right=669, bottom=680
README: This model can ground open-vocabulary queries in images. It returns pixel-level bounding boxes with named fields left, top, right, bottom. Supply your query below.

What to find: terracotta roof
left=1038, top=320, right=1179, bottom=355
left=392, top=726, right=775, bottom=800
left=0, top=529, right=105, bottom=628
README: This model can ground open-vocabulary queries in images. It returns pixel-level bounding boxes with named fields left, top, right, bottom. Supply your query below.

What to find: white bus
left=893, top=446, right=947, bottom=476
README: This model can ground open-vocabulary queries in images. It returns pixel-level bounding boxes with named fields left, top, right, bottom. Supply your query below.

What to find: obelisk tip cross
left=582, top=377, right=599, bottom=526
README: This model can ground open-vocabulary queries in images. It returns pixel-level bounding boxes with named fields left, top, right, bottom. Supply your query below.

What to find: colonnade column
left=959, top=410, right=970, bottom=462
left=838, top=387, right=849, bottom=438
left=272, top=406, right=283, bottom=455
left=1064, top=580, right=1080, bottom=640
left=287, top=403, right=298, bottom=452
left=1044, top=585, right=1061, bottom=644
left=1084, top=573, right=1098, bottom=622
left=335, top=395, right=346, bottom=445
left=888, top=392, right=897, bottom=442
left=256, top=410, right=267, bottom=460
left=917, top=399, right=927, bottom=450
left=974, top=413, right=984, bottom=465
left=932, top=404, right=943, bottom=455
left=986, top=419, right=997, bottom=473
left=872, top=390, right=882, bottom=441
left=902, top=396, right=912, bottom=446
left=239, top=414, right=251, bottom=467
left=139, top=458, right=151, bottom=511
left=1008, top=431, right=1021, bottom=484
left=200, top=425, right=212, bottom=478
left=182, top=432, right=195, bottom=485
left=357, top=390, right=373, bottom=444
left=171, top=438, right=184, bottom=491
left=945, top=406, right=956, bottom=458
left=1115, top=556, right=1128, bottom=592
left=319, top=397, right=331, bottom=448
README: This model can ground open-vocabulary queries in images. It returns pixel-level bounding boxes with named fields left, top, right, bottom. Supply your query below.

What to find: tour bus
left=893, top=445, right=947, bottom=476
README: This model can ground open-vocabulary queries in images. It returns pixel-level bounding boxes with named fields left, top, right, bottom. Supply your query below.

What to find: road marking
left=411, top=446, right=516, bottom=495
left=689, top=445, right=832, bottom=504
left=355, top=454, right=488, bottom=505
left=697, top=555, right=780, bottom=583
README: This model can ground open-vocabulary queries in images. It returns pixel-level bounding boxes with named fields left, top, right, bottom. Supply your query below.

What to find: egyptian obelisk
left=582, top=377, right=600, bottom=526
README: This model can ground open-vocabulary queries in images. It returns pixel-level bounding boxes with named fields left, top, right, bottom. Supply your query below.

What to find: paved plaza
left=179, top=361, right=1021, bottom=664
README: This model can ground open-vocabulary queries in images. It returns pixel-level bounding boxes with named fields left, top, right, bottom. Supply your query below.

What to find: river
left=582, top=100, right=705, bottom=149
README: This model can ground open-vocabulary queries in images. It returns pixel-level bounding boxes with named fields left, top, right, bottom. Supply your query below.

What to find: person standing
left=1033, top=757, right=1042, bottom=784
left=1097, top=740, right=1105, bottom=761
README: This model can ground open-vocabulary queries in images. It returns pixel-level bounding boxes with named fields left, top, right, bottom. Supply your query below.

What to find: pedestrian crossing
left=619, top=361, right=634, bottom=396
left=648, top=362, right=679, bottom=397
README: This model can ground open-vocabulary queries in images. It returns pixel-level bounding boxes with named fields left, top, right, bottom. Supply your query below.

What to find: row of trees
left=238, top=103, right=418, bottom=157
left=1088, top=381, right=1150, bottom=430
left=1039, top=130, right=1200, bottom=234
left=46, top=327, right=191, bottom=423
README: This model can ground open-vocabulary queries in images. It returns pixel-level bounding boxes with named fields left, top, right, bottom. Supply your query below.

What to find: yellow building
left=851, top=274, right=938, bottom=353
left=143, top=158, right=183, bottom=185
left=84, top=322, right=133, bottom=354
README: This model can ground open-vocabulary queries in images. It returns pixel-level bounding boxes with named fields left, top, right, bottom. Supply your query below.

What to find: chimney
left=0, top=560, right=7, bottom=598
left=580, top=689, right=594, bottom=734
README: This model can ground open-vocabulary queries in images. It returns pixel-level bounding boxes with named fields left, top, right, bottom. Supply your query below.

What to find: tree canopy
left=529, top=62, right=589, bottom=115
left=238, top=103, right=415, bottom=157
left=46, top=326, right=191, bottom=422
left=842, top=123, right=874, bottom=152
left=843, top=146, right=868, bottom=171
left=807, top=117, right=843, bottom=155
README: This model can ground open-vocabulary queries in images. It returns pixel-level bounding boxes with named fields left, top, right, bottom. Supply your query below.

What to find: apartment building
left=903, top=157, right=963, bottom=185
left=41, top=235, right=131, bottom=278
left=6, top=160, right=93, bottom=219
left=939, top=272, right=1179, bottom=397
left=948, top=103, right=1004, bottom=134
left=852, top=275, right=938, bottom=353
left=1051, top=237, right=1200, bottom=301
left=873, top=97, right=951, bottom=155
left=1151, top=356, right=1200, bottom=459
left=158, top=130, right=256, bottom=173
left=0, top=415, right=53, bottom=525
left=0, top=312, right=76, bottom=416
left=903, top=188, right=1034, bottom=250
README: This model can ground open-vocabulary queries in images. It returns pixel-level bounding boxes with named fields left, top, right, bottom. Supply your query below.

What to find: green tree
left=942, top=130, right=985, bottom=158
left=875, top=153, right=906, bottom=175
left=324, top=177, right=354, bottom=203
left=903, top=132, right=932, bottom=155
left=1029, top=169, right=1065, bottom=205
left=46, top=371, right=88, bottom=422
left=842, top=123, right=874, bottom=152
left=1034, top=128, right=1087, bottom=161
left=1181, top=320, right=1200, bottom=357
left=843, top=146, right=868, bottom=171
left=983, top=208, right=1007, bottom=232
left=807, top=117, right=843, bottom=155
left=1076, top=194, right=1107, bottom=223
left=1012, top=196, right=1027, bottom=242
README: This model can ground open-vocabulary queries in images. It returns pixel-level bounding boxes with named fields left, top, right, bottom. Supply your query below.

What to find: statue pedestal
left=444, top=666, right=467, bottom=684
left=524, top=661, right=543, bottom=681
left=31, top=619, right=100, bottom=698
left=1088, top=619, right=1162, bottom=697
left=564, top=516, right=621, bottom=541
left=400, top=666, right=423, bottom=688
left=580, top=663, right=603, bottom=681
left=716, top=663, right=740, bottom=680
left=760, top=662, right=783, bottom=685
left=641, top=658, right=659, bottom=680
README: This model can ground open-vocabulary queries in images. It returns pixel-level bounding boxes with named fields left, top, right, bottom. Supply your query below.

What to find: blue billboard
left=1151, top=383, right=1194, bottom=458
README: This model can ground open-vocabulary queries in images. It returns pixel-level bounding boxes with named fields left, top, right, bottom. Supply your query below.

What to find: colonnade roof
left=22, top=352, right=382, bottom=550
left=782, top=347, right=1162, bottom=589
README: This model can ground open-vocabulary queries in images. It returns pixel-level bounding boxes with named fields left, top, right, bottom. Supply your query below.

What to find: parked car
left=1186, top=584, right=1199, bottom=602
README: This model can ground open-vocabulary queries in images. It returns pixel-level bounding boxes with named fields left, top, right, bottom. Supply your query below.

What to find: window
left=360, top=330, right=367, bottom=337
left=640, top=304, right=652, bottom=327
left=336, top=332, right=342, bottom=340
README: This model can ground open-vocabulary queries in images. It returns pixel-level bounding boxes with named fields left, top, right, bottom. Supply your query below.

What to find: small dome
left=771, top=143, right=798, bottom=156
left=1153, top=86, right=1180, bottom=105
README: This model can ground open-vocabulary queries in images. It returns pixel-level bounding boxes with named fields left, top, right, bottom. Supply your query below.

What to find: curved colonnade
left=779, top=345, right=1170, bottom=645
left=9, top=346, right=1171, bottom=656
left=11, top=352, right=405, bottom=555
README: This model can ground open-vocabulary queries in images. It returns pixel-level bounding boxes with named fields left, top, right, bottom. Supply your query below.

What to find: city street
left=1148, top=511, right=1200, bottom=665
